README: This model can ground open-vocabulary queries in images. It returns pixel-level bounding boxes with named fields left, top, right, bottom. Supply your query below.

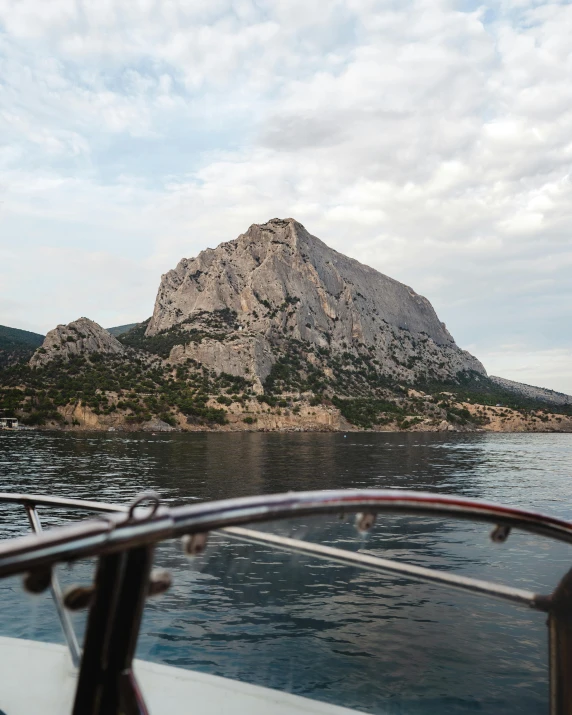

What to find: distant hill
left=106, top=323, right=139, bottom=337
left=0, top=325, right=45, bottom=348
left=490, top=375, right=572, bottom=406
left=0, top=324, right=45, bottom=366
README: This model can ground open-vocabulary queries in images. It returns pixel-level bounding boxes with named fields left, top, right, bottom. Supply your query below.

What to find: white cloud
left=0, top=0, right=571, bottom=393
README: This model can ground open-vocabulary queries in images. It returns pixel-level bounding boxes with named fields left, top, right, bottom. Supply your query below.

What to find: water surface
left=1, top=430, right=571, bottom=714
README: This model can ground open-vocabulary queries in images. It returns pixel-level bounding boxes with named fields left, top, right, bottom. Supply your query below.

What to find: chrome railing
left=0, top=492, right=128, bottom=668
left=0, top=489, right=570, bottom=714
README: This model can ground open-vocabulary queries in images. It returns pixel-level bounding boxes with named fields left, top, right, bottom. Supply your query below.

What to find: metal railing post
left=72, top=546, right=154, bottom=715
left=548, top=568, right=572, bottom=715
left=24, top=504, right=81, bottom=667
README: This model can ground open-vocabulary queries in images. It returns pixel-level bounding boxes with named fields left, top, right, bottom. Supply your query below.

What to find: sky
left=0, top=0, right=571, bottom=393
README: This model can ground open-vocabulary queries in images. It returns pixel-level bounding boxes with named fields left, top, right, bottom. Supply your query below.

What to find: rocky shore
left=28, top=392, right=572, bottom=434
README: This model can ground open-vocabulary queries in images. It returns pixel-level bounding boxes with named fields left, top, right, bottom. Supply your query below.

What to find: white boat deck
left=0, top=636, right=362, bottom=715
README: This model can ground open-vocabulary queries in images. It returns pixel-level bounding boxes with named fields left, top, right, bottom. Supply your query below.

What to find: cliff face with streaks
left=147, top=218, right=485, bottom=387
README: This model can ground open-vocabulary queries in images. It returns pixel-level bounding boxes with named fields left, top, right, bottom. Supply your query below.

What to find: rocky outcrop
left=30, top=317, right=125, bottom=367
left=147, top=218, right=485, bottom=383
left=170, top=334, right=273, bottom=389
left=490, top=376, right=572, bottom=406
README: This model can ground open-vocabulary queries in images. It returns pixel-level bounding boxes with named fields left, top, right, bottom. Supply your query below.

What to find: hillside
left=489, top=376, right=572, bottom=407
left=106, top=323, right=138, bottom=337
left=0, top=324, right=44, bottom=367
left=1, top=218, right=571, bottom=433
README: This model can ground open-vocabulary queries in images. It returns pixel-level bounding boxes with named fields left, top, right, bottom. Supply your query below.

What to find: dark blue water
left=1, top=430, right=572, bottom=714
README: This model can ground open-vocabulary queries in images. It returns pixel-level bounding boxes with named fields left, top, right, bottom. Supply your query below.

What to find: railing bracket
left=148, top=569, right=172, bottom=597
left=356, top=512, right=376, bottom=533
left=183, top=532, right=208, bottom=556
left=23, top=567, right=52, bottom=594
left=64, top=584, right=96, bottom=611
left=490, top=524, right=511, bottom=543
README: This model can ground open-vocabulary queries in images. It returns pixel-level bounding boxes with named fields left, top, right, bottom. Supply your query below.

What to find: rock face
left=169, top=334, right=274, bottom=385
left=30, top=317, right=125, bottom=367
left=147, top=218, right=486, bottom=385
left=490, top=376, right=572, bottom=406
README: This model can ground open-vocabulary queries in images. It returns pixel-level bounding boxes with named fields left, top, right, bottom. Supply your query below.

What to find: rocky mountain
left=146, top=218, right=485, bottom=388
left=1, top=218, right=570, bottom=434
left=30, top=317, right=125, bottom=367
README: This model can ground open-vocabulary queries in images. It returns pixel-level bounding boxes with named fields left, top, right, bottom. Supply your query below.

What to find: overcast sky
left=1, top=0, right=571, bottom=393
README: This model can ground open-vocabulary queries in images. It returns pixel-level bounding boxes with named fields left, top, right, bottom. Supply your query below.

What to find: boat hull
left=0, top=636, right=361, bottom=715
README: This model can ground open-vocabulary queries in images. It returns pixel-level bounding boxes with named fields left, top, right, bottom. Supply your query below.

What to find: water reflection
left=1, top=431, right=571, bottom=510
left=0, top=431, right=571, bottom=714
left=140, top=528, right=549, bottom=715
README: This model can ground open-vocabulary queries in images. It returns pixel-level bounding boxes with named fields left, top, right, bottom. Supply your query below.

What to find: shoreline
left=8, top=420, right=572, bottom=435
left=5, top=394, right=572, bottom=435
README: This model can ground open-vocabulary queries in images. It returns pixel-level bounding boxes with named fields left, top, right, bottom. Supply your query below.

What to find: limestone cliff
left=147, top=218, right=485, bottom=385
left=30, top=317, right=125, bottom=367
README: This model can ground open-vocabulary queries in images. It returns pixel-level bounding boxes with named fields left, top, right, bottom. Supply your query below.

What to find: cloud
left=0, top=0, right=571, bottom=392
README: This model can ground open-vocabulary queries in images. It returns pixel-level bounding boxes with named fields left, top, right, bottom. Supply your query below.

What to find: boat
left=0, top=489, right=570, bottom=714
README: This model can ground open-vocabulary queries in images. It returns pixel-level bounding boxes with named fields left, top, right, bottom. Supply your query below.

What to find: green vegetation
left=106, top=323, right=139, bottom=337
left=117, top=319, right=184, bottom=357
left=332, top=397, right=406, bottom=429
left=0, top=352, right=253, bottom=427
left=0, top=324, right=45, bottom=367
left=118, top=310, right=240, bottom=358
left=0, top=325, right=44, bottom=348
left=263, top=338, right=395, bottom=397
left=418, top=371, right=572, bottom=417
left=1, top=313, right=568, bottom=431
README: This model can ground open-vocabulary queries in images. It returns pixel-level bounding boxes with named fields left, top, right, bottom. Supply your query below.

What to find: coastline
left=11, top=398, right=572, bottom=434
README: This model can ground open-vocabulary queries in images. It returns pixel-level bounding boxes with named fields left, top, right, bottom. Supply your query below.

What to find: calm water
left=1, top=430, right=572, bottom=714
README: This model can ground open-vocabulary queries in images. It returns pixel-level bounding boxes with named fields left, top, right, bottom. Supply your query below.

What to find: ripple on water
left=0, top=430, right=571, bottom=714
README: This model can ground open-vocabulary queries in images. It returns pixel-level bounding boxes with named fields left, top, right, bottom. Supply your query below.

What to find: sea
left=1, top=430, right=571, bottom=714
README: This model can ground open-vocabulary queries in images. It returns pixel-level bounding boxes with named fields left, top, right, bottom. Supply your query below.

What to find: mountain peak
left=30, top=317, right=125, bottom=367
left=242, top=217, right=316, bottom=250
left=145, top=219, right=485, bottom=387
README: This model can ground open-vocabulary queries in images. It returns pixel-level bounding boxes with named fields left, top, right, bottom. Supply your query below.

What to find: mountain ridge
left=489, top=376, right=572, bottom=407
